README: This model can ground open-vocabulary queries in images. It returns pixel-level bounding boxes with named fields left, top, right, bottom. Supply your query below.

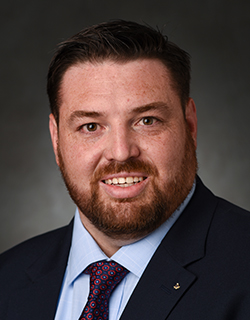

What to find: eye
left=140, top=117, right=156, bottom=126
left=83, top=123, right=98, bottom=132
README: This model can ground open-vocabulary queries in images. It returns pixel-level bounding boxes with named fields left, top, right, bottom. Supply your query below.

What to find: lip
left=100, top=174, right=149, bottom=199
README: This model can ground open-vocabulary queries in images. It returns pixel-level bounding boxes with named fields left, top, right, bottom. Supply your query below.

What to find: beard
left=57, top=125, right=197, bottom=241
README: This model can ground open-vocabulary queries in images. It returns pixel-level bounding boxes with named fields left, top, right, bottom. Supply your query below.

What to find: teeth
left=104, top=176, right=145, bottom=186
left=126, top=177, right=134, bottom=184
left=118, top=177, right=126, bottom=184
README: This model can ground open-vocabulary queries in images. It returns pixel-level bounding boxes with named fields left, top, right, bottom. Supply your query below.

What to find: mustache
left=92, top=159, right=159, bottom=182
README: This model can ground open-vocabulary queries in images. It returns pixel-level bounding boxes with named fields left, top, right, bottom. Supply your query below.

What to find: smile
left=103, top=176, right=145, bottom=187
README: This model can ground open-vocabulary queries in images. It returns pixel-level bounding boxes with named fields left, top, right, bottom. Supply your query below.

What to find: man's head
left=48, top=21, right=198, bottom=252
left=47, top=20, right=191, bottom=125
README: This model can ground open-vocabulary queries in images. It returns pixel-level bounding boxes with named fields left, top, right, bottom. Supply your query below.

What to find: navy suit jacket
left=1, top=177, right=250, bottom=319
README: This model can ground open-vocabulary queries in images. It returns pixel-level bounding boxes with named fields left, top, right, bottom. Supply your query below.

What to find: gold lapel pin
left=173, top=283, right=181, bottom=290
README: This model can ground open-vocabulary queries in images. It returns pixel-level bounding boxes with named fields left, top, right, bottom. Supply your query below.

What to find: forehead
left=59, top=59, right=180, bottom=115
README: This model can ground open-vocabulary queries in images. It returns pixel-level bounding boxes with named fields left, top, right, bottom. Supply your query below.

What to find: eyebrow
left=68, top=110, right=105, bottom=124
left=128, top=102, right=171, bottom=114
left=68, top=101, right=170, bottom=124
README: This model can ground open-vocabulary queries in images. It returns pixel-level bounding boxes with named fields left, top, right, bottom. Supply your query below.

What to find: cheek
left=147, top=134, right=185, bottom=176
left=58, top=137, right=102, bottom=180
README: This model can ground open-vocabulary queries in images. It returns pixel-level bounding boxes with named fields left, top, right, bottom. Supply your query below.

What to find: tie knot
left=84, top=260, right=129, bottom=295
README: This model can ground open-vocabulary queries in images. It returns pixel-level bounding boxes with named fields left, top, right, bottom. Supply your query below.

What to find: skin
left=49, top=59, right=197, bottom=256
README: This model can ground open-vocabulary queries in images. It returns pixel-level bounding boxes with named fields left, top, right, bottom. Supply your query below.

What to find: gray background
left=1, top=0, right=249, bottom=253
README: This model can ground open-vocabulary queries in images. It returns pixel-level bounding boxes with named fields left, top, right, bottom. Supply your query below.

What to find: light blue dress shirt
left=55, top=183, right=195, bottom=320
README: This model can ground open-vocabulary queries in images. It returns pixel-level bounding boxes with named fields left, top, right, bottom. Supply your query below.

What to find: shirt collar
left=67, top=181, right=196, bottom=285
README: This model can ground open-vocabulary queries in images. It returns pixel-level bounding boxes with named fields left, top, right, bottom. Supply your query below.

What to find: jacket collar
left=163, top=176, right=218, bottom=266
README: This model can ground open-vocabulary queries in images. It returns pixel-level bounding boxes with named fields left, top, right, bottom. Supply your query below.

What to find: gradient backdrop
left=1, top=0, right=249, bottom=253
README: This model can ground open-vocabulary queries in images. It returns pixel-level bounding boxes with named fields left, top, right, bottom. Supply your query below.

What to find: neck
left=79, top=211, right=142, bottom=257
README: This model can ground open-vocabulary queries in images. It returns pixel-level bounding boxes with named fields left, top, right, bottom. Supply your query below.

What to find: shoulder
left=209, top=196, right=250, bottom=245
left=193, top=179, right=250, bottom=261
left=196, top=177, right=250, bottom=237
left=195, top=176, right=250, bottom=222
left=0, top=221, right=73, bottom=274
left=215, top=195, right=250, bottom=219
left=0, top=222, right=74, bottom=318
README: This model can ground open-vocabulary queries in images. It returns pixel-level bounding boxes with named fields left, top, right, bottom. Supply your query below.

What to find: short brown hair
left=47, top=20, right=191, bottom=124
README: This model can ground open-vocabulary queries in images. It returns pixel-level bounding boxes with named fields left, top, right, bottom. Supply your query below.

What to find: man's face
left=49, top=59, right=197, bottom=242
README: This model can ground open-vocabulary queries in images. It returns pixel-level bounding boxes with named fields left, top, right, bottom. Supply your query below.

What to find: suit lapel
left=120, top=244, right=196, bottom=320
left=121, top=177, right=219, bottom=320
left=6, top=220, right=73, bottom=320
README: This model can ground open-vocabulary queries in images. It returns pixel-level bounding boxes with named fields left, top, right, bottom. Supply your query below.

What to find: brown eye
left=142, top=117, right=154, bottom=125
left=85, top=123, right=98, bottom=131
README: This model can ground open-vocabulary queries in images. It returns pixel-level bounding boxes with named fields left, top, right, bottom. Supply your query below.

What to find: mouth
left=102, top=176, right=146, bottom=187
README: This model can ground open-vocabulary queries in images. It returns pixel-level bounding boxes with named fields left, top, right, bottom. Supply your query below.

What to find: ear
left=49, top=114, right=60, bottom=166
left=185, top=98, right=197, bottom=149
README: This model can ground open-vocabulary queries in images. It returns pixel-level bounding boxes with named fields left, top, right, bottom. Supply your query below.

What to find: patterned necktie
left=79, top=260, right=129, bottom=320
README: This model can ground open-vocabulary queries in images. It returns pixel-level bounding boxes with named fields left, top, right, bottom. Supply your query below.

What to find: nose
left=104, top=126, right=140, bottom=162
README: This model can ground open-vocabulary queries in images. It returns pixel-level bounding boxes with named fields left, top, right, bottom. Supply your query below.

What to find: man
left=0, top=20, right=250, bottom=320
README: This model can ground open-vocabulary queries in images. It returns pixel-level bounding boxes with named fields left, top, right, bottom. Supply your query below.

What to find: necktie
left=79, top=260, right=129, bottom=320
